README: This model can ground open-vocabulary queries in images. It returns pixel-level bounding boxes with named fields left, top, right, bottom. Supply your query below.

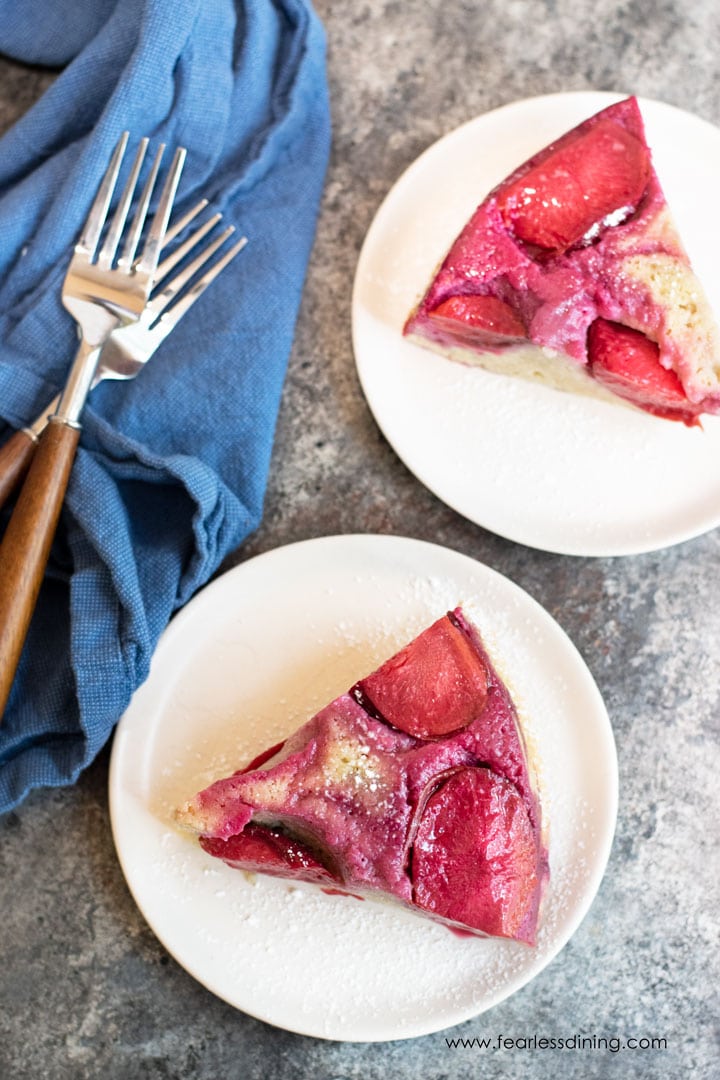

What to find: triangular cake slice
left=177, top=607, right=548, bottom=945
left=404, top=97, right=720, bottom=425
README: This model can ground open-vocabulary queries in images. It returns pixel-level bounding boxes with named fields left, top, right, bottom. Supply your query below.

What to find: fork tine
left=135, top=146, right=186, bottom=278
left=97, top=137, right=149, bottom=271
left=162, top=198, right=209, bottom=248
left=77, top=132, right=129, bottom=259
left=117, top=142, right=165, bottom=271
left=154, top=212, right=223, bottom=287
left=149, top=234, right=248, bottom=335
left=147, top=225, right=237, bottom=320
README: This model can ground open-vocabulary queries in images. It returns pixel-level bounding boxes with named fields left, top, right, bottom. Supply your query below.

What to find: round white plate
left=352, top=92, right=720, bottom=556
left=109, top=534, right=617, bottom=1042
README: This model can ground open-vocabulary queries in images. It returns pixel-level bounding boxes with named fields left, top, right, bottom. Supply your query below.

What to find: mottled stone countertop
left=1, top=2, right=719, bottom=1078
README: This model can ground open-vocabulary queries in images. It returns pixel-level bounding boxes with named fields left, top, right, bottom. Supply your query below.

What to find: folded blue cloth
left=0, top=0, right=330, bottom=812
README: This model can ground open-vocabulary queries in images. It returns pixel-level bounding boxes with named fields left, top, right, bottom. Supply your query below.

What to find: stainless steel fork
left=0, top=134, right=187, bottom=718
left=0, top=200, right=246, bottom=511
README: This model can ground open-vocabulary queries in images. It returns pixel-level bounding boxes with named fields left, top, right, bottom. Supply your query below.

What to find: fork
left=0, top=134, right=189, bottom=718
left=0, top=199, right=246, bottom=512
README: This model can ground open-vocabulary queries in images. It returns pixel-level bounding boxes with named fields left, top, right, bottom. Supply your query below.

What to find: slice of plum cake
left=177, top=607, right=548, bottom=945
left=404, top=96, right=720, bottom=426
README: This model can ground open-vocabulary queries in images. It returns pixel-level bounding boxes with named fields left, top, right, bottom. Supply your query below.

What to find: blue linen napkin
left=0, top=0, right=330, bottom=812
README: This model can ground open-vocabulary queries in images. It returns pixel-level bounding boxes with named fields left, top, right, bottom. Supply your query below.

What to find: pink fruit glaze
left=404, top=97, right=720, bottom=425
left=412, top=767, right=543, bottom=944
left=179, top=607, right=548, bottom=944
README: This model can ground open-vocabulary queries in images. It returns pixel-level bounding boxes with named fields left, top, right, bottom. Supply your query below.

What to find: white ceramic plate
left=109, top=534, right=617, bottom=1042
left=352, top=92, right=720, bottom=556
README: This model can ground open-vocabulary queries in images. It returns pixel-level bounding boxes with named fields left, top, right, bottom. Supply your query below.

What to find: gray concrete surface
left=1, top=2, right=720, bottom=1077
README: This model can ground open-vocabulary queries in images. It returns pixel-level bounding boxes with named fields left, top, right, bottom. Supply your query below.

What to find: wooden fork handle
left=0, top=419, right=80, bottom=720
left=0, top=428, right=38, bottom=512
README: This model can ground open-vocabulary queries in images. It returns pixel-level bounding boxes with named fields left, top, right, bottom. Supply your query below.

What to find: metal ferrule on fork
left=51, top=338, right=103, bottom=428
